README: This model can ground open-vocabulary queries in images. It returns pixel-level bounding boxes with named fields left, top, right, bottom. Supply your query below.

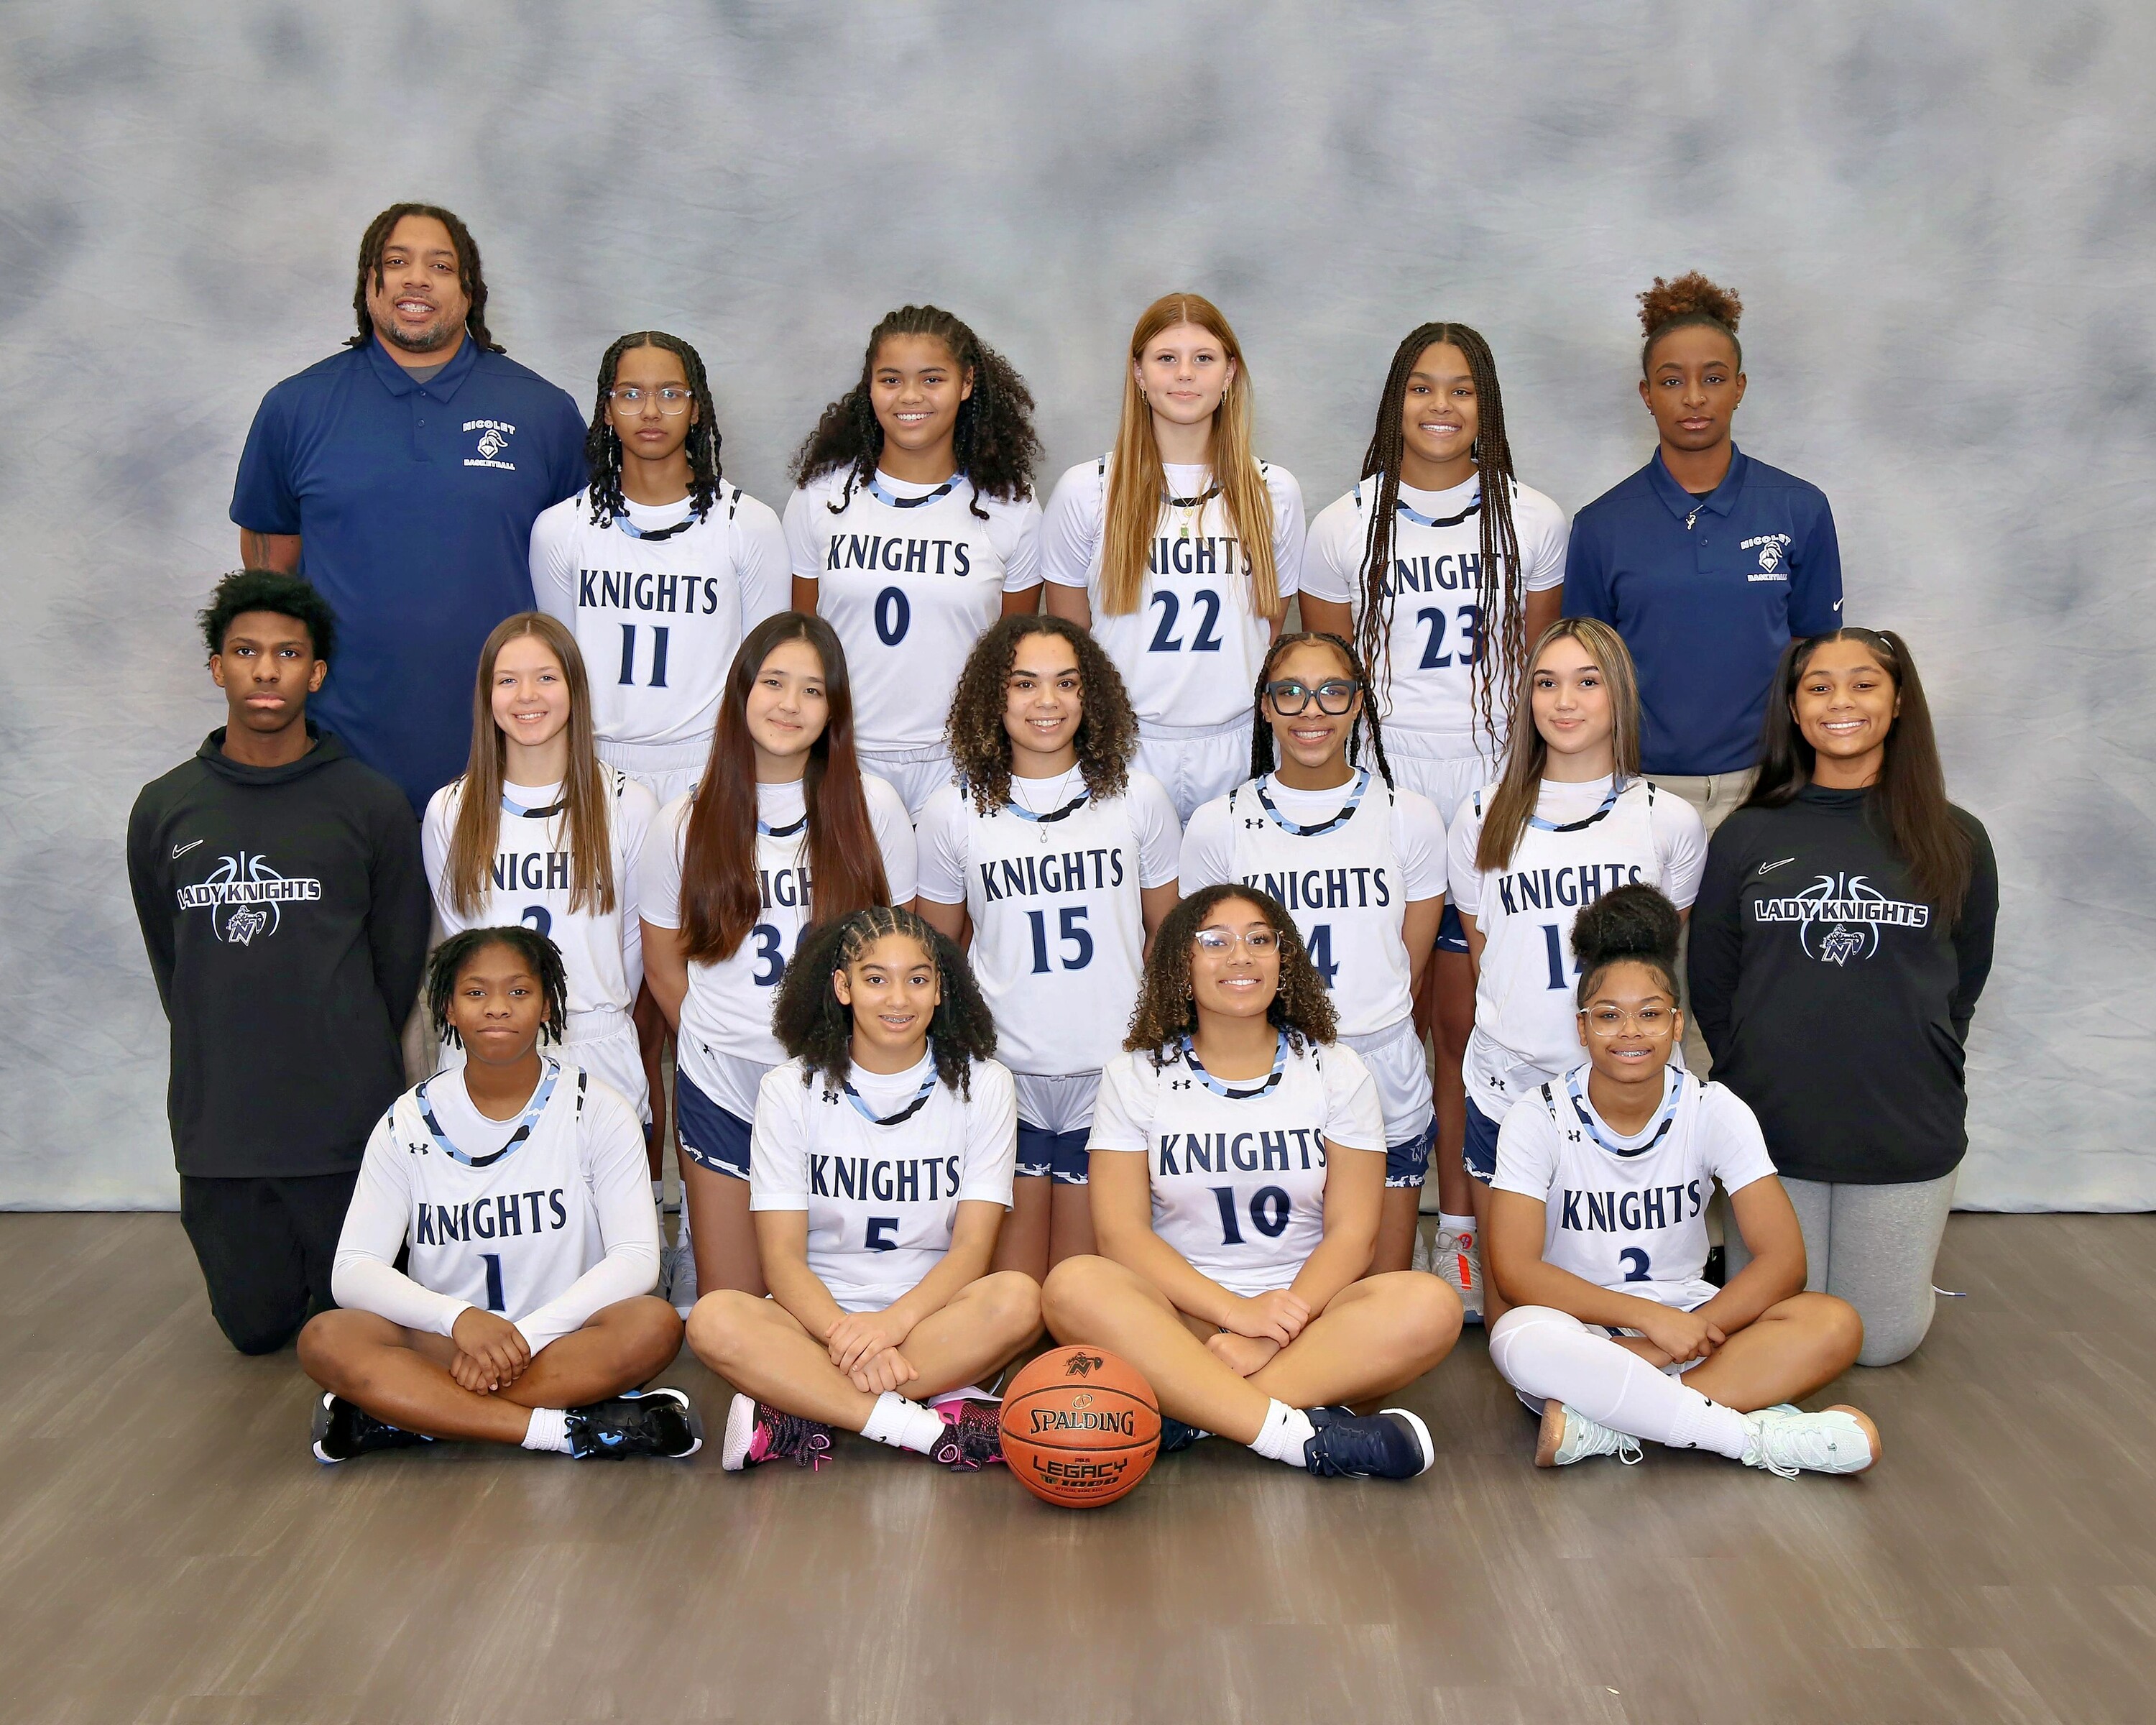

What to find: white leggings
left=1487, top=1306, right=1748, bottom=1458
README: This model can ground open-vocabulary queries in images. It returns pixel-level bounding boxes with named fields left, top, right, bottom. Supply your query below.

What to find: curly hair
left=1570, top=883, right=1683, bottom=1006
left=346, top=203, right=500, bottom=353
left=582, top=331, right=724, bottom=525
left=426, top=926, right=568, bottom=1050
left=790, top=305, right=1041, bottom=519
left=1123, top=884, right=1337, bottom=1067
left=772, top=905, right=998, bottom=1098
left=1248, top=631, right=1393, bottom=788
left=1639, top=271, right=1743, bottom=373
left=199, top=568, right=337, bottom=665
left=944, top=615, right=1140, bottom=816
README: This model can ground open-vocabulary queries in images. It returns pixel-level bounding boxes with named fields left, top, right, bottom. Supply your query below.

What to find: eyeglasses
left=608, top=385, right=694, bottom=415
left=1263, top=678, right=1357, bottom=716
left=1580, top=1004, right=1675, bottom=1036
left=1192, top=927, right=1279, bottom=955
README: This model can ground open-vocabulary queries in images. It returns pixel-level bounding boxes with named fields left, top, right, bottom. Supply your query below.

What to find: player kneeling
left=1484, top=887, right=1879, bottom=1477
left=688, top=907, right=1041, bottom=1473
left=1042, top=886, right=1462, bottom=1481
left=299, top=929, right=696, bottom=1463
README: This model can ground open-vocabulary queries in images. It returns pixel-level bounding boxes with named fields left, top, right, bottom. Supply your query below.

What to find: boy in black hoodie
left=128, top=570, right=430, bottom=1353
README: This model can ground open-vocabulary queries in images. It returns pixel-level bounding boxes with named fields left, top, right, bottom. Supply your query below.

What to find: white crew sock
left=1439, top=1212, right=1476, bottom=1242
left=1247, top=1398, right=1317, bottom=1468
left=860, top=1391, right=947, bottom=1454
left=1488, top=1305, right=1749, bottom=1460
left=521, top=1407, right=573, bottom=1453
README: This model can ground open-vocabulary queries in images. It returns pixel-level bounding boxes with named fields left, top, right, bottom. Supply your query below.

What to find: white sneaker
left=665, top=1243, right=699, bottom=1318
left=1740, top=1404, right=1878, bottom=1477
left=1429, top=1227, right=1484, bottom=1325
left=1534, top=1400, right=1642, bottom=1468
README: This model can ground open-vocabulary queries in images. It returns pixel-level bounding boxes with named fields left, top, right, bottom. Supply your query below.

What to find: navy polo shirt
left=231, top=337, right=586, bottom=811
left=1563, top=446, right=1843, bottom=776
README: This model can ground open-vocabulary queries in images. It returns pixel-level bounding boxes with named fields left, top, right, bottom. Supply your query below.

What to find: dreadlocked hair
left=1353, top=323, right=1524, bottom=753
left=427, top=926, right=568, bottom=1049
left=1639, top=272, right=1743, bottom=373
left=1248, top=631, right=1393, bottom=788
left=1123, top=885, right=1337, bottom=1069
left=582, top=332, right=724, bottom=526
left=944, top=615, right=1139, bottom=816
left=346, top=203, right=501, bottom=352
left=773, top=905, right=997, bottom=1098
left=790, top=305, right=1041, bottom=520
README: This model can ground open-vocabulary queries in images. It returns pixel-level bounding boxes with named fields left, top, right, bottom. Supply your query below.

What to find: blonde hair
left=1474, top=617, right=1643, bottom=875
left=1098, top=293, right=1282, bottom=621
left=443, top=612, right=616, bottom=918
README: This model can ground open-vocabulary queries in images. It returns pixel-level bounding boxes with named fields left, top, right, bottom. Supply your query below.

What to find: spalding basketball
left=1000, top=1346, right=1161, bottom=1509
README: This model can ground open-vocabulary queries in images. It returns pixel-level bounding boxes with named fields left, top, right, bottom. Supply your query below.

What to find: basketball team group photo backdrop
left=1, top=1, right=2150, bottom=1210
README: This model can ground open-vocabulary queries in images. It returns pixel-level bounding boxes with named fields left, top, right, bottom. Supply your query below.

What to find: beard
left=371, top=300, right=463, bottom=354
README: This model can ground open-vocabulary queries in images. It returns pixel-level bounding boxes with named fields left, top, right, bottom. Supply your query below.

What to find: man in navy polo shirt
left=231, top=203, right=586, bottom=814
left=1564, top=276, right=1843, bottom=834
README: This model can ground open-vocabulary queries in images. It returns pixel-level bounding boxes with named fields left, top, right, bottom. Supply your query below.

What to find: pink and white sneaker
left=721, top=1394, right=835, bottom=1471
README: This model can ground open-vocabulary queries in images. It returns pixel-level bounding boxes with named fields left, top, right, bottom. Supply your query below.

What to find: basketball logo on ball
left=1000, top=1346, right=1161, bottom=1508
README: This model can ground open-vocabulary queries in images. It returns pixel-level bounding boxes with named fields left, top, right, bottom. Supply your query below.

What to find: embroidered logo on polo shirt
left=464, top=419, right=518, bottom=472
left=1741, top=533, right=1792, bottom=579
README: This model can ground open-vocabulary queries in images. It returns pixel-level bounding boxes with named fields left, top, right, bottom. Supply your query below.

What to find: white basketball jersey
left=1088, top=1036, right=1383, bottom=1297
left=1055, top=456, right=1302, bottom=733
left=936, top=783, right=1154, bottom=1077
left=1302, top=475, right=1567, bottom=755
left=386, top=1058, right=610, bottom=1327
left=530, top=484, right=789, bottom=753
left=422, top=768, right=658, bottom=1018
left=785, top=471, right=1041, bottom=755
left=1493, top=1064, right=1778, bottom=1311
left=1215, top=770, right=1415, bottom=1038
left=749, top=1052, right=1018, bottom=1312
left=1459, top=777, right=1670, bottom=1108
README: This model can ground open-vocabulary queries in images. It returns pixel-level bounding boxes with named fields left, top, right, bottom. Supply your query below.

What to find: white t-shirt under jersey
left=333, top=1059, right=660, bottom=1356
left=1301, top=474, right=1567, bottom=753
left=1040, top=456, right=1304, bottom=734
left=913, top=768, right=1183, bottom=1077
left=1088, top=1035, right=1383, bottom=1297
left=530, top=486, right=791, bottom=754
left=1179, top=770, right=1447, bottom=1038
left=421, top=770, right=660, bottom=1019
left=750, top=1050, right=1018, bottom=1312
left=638, top=774, right=918, bottom=1118
left=1493, top=1062, right=1778, bottom=1311
left=1447, top=776, right=1706, bottom=1109
left=784, top=469, right=1042, bottom=757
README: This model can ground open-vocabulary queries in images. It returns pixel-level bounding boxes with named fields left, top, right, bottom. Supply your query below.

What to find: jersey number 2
left=617, top=624, right=671, bottom=687
left=1618, top=1247, right=1652, bottom=1284
left=1147, top=589, right=1224, bottom=653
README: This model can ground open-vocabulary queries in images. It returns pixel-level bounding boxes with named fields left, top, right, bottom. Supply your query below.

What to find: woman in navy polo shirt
left=1562, top=274, right=1843, bottom=836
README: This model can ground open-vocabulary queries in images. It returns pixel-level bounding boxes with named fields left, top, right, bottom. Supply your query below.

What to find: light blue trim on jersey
left=1003, top=787, right=1091, bottom=827
left=865, top=472, right=960, bottom=510
left=1254, top=768, right=1370, bottom=838
left=1354, top=474, right=1483, bottom=530
left=415, top=1057, right=563, bottom=1169
left=1527, top=780, right=1622, bottom=833
left=840, top=1065, right=939, bottom=1126
left=499, top=789, right=563, bottom=819
left=756, top=812, right=808, bottom=838
left=1563, top=1064, right=1682, bottom=1160
left=1179, top=1030, right=1289, bottom=1100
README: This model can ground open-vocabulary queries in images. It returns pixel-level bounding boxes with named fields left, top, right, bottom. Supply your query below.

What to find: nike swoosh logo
left=1833, top=598, right=1844, bottom=612
left=171, top=840, right=204, bottom=860
left=1757, top=857, right=1795, bottom=875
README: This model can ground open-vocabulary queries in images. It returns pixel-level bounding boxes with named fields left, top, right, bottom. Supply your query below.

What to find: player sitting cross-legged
left=298, top=928, right=696, bottom=1463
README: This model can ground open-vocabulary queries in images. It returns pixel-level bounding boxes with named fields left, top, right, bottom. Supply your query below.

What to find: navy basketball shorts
left=1463, top=1095, right=1506, bottom=1186
left=675, top=1068, right=752, bottom=1182
left=1013, top=1071, right=1098, bottom=1185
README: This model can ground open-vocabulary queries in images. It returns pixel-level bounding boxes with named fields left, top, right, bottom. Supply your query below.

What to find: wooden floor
left=2, top=1214, right=2151, bottom=1724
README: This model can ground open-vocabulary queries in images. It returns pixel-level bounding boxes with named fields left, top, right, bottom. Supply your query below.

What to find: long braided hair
left=1123, top=885, right=1337, bottom=1068
left=346, top=203, right=501, bottom=352
left=1353, top=323, right=1524, bottom=752
left=791, top=305, right=1041, bottom=520
left=582, top=331, right=724, bottom=526
left=773, top=906, right=998, bottom=1098
left=1247, top=631, right=1394, bottom=789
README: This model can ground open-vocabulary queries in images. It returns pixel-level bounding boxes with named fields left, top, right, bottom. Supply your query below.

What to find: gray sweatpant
left=1722, top=1169, right=1957, bottom=1367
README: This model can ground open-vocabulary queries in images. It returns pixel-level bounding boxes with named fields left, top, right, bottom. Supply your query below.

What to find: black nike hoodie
left=126, top=728, right=430, bottom=1178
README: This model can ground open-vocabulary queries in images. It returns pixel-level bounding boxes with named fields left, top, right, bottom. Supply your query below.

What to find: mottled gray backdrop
left=4, top=2, right=2150, bottom=1208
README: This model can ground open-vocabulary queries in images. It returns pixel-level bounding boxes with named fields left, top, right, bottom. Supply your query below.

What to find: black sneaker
left=564, top=1387, right=703, bottom=1460
left=1302, top=1404, right=1434, bottom=1480
left=310, top=1392, right=433, bottom=1465
left=929, top=1397, right=1005, bottom=1471
left=1158, top=1415, right=1210, bottom=1455
left=721, top=1395, right=835, bottom=1471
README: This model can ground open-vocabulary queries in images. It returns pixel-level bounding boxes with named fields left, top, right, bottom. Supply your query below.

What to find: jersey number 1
left=618, top=624, right=671, bottom=688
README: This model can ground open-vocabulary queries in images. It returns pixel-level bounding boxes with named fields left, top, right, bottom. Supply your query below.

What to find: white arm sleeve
left=1128, top=773, right=1184, bottom=888
left=331, top=1117, right=470, bottom=1338
left=1039, top=461, right=1105, bottom=589
left=1176, top=798, right=1236, bottom=893
left=911, top=786, right=969, bottom=905
left=734, top=493, right=794, bottom=632
left=513, top=1086, right=663, bottom=1355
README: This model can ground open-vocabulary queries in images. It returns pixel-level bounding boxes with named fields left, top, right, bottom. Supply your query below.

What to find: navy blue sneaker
left=310, top=1392, right=433, bottom=1465
left=566, top=1387, right=704, bottom=1459
left=1158, top=1415, right=1209, bottom=1455
left=1302, top=1405, right=1434, bottom=1480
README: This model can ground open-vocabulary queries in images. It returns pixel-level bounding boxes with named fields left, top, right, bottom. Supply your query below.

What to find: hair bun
left=1569, top=883, right=1682, bottom=971
left=1637, top=271, right=1743, bottom=336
